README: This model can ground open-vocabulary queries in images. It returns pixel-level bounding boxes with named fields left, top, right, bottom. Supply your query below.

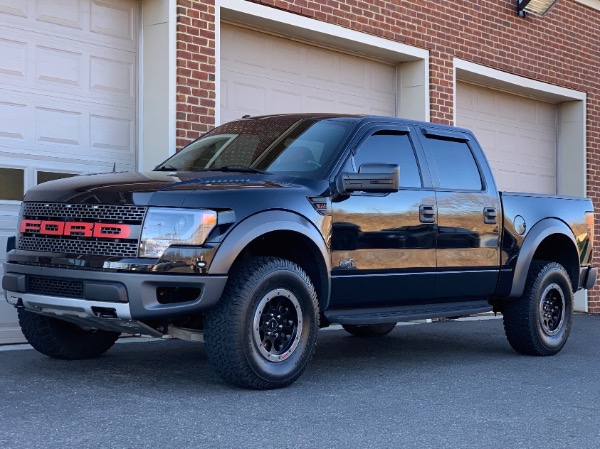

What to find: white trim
left=215, top=4, right=222, bottom=126
left=574, top=0, right=600, bottom=11
left=137, top=1, right=144, bottom=172
left=139, top=0, right=177, bottom=171
left=219, top=0, right=428, bottom=61
left=217, top=0, right=430, bottom=123
left=167, top=0, right=176, bottom=157
left=453, top=59, right=586, bottom=109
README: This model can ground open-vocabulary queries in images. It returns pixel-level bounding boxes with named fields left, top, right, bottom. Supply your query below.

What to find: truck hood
left=22, top=170, right=324, bottom=206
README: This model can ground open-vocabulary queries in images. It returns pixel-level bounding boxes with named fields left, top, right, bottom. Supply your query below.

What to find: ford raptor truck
left=3, top=114, right=597, bottom=389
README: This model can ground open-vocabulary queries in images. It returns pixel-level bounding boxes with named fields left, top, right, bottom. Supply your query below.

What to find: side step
left=324, top=300, right=493, bottom=325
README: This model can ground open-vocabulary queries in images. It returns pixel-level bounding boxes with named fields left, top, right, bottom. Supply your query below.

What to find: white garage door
left=0, top=0, right=138, bottom=344
left=220, top=24, right=397, bottom=124
left=457, top=82, right=557, bottom=194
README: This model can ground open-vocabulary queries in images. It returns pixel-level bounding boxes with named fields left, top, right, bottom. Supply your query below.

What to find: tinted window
left=426, top=137, right=482, bottom=190
left=156, top=118, right=354, bottom=179
left=354, top=131, right=422, bottom=188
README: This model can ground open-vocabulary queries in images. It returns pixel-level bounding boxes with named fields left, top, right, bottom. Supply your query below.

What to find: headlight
left=140, top=208, right=217, bottom=258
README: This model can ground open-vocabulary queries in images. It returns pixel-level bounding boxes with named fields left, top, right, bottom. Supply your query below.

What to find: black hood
left=22, top=171, right=326, bottom=207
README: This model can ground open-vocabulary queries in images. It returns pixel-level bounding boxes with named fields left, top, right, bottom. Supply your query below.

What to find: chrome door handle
left=419, top=204, right=436, bottom=224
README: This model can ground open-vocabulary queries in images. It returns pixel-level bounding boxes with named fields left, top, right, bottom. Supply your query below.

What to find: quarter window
left=354, top=131, right=422, bottom=188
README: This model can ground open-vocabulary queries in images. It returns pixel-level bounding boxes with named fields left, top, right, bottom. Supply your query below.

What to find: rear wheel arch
left=509, top=219, right=579, bottom=298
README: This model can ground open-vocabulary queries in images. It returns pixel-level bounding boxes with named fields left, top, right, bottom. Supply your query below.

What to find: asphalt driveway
left=1, top=314, right=599, bottom=449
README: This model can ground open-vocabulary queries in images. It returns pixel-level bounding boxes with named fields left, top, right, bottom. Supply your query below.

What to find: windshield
left=155, top=117, right=355, bottom=179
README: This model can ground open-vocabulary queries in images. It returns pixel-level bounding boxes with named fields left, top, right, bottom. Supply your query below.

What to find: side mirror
left=337, top=163, right=399, bottom=194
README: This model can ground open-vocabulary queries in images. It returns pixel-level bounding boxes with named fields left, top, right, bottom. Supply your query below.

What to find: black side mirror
left=337, top=163, right=399, bottom=194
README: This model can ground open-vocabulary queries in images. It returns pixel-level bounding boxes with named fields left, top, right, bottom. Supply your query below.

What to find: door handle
left=483, top=207, right=497, bottom=224
left=419, top=204, right=436, bottom=224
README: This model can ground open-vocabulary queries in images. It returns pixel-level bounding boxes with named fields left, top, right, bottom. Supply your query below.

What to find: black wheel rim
left=538, top=282, right=565, bottom=337
left=252, top=288, right=302, bottom=363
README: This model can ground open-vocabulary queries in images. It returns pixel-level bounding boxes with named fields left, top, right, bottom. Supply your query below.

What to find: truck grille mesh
left=18, top=202, right=145, bottom=257
left=22, top=203, right=146, bottom=222
left=29, top=277, right=84, bottom=298
left=18, top=236, right=139, bottom=258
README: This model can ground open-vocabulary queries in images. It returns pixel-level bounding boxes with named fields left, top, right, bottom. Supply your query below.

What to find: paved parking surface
left=1, top=314, right=599, bottom=449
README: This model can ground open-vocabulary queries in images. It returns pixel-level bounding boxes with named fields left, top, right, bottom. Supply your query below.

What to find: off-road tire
left=342, top=323, right=396, bottom=337
left=204, top=257, right=319, bottom=390
left=502, top=260, right=573, bottom=356
left=18, top=309, right=119, bottom=359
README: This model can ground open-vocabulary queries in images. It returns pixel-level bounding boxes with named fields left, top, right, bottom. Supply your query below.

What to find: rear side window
left=425, top=137, right=482, bottom=190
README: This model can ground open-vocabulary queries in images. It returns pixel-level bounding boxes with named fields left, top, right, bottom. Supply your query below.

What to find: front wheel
left=502, top=261, right=573, bottom=356
left=204, top=257, right=319, bottom=389
left=18, top=309, right=119, bottom=359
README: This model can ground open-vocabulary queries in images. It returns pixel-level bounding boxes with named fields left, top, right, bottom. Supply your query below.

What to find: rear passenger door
left=329, top=125, right=437, bottom=309
left=417, top=127, right=500, bottom=299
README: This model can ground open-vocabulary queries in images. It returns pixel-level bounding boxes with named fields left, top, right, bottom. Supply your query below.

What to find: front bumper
left=2, top=262, right=228, bottom=334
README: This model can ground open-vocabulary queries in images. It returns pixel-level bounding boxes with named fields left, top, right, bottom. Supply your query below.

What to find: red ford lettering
left=64, top=222, right=94, bottom=237
left=20, top=219, right=131, bottom=239
left=93, top=224, right=130, bottom=239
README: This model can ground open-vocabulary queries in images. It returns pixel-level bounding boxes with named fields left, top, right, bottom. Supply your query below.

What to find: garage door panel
left=0, top=0, right=27, bottom=18
left=0, top=37, right=27, bottom=78
left=0, top=1, right=137, bottom=50
left=370, top=66, right=396, bottom=94
left=221, top=24, right=396, bottom=121
left=457, top=82, right=557, bottom=194
left=272, top=41, right=303, bottom=76
left=90, top=55, right=135, bottom=98
left=90, top=0, right=136, bottom=42
left=0, top=100, right=27, bottom=141
left=268, top=89, right=303, bottom=113
left=36, top=0, right=84, bottom=30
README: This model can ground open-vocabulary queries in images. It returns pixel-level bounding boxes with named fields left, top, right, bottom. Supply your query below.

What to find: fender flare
left=509, top=218, right=578, bottom=298
left=208, top=210, right=331, bottom=305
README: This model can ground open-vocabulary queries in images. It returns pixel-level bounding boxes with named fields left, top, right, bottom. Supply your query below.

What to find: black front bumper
left=2, top=262, right=228, bottom=322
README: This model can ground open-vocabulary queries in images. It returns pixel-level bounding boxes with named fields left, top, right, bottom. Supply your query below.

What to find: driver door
left=329, top=126, right=437, bottom=309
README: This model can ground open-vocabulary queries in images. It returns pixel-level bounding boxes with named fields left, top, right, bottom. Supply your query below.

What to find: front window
left=156, top=117, right=355, bottom=179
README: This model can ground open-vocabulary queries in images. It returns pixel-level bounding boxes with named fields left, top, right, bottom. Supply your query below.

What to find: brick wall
left=175, top=0, right=600, bottom=312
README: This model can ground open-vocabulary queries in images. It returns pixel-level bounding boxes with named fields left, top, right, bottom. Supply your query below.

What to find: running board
left=324, top=300, right=492, bottom=325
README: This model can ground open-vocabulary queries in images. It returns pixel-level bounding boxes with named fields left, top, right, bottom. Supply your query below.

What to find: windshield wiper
left=154, top=164, right=179, bottom=171
left=207, top=165, right=269, bottom=174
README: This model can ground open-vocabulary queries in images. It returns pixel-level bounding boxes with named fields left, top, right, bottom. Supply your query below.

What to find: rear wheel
left=18, top=309, right=119, bottom=359
left=342, top=323, right=396, bottom=337
left=502, top=261, right=573, bottom=356
left=204, top=257, right=319, bottom=389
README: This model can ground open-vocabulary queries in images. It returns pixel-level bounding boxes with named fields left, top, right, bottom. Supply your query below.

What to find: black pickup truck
left=3, top=114, right=596, bottom=389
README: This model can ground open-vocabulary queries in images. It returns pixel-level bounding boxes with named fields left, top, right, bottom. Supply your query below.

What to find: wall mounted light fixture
left=517, top=0, right=558, bottom=17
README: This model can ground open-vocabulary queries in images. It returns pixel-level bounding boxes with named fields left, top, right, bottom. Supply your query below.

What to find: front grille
left=29, top=277, right=84, bottom=298
left=18, top=236, right=139, bottom=258
left=18, top=202, right=146, bottom=258
left=22, top=203, right=146, bottom=222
